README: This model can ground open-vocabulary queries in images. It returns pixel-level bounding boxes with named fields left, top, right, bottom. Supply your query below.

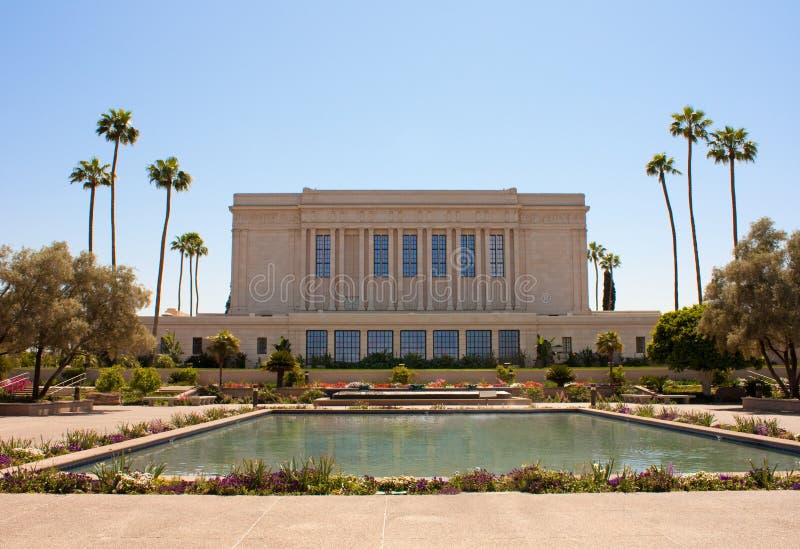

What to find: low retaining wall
left=742, top=397, right=800, bottom=413
left=0, top=400, right=93, bottom=416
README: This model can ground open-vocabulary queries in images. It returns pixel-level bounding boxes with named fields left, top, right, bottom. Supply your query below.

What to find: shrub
left=298, top=388, right=325, bottom=403
left=94, top=366, right=126, bottom=393
left=257, top=387, right=282, bottom=403
left=390, top=365, right=414, bottom=384
left=128, top=367, right=162, bottom=395
left=564, top=384, right=590, bottom=402
left=184, top=352, right=217, bottom=369
left=167, top=367, right=199, bottom=386
left=524, top=384, right=544, bottom=402
left=496, top=364, right=515, bottom=384
left=153, top=354, right=178, bottom=369
left=545, top=364, right=576, bottom=387
left=284, top=363, right=306, bottom=387
left=358, top=352, right=399, bottom=369
left=307, top=353, right=334, bottom=369
left=608, top=366, right=626, bottom=384
left=639, top=375, right=669, bottom=393
left=461, top=353, right=497, bottom=370
left=115, top=355, right=141, bottom=369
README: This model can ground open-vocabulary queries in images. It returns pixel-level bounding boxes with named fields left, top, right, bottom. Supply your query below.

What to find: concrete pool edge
left=4, top=405, right=800, bottom=475
left=0, top=407, right=270, bottom=475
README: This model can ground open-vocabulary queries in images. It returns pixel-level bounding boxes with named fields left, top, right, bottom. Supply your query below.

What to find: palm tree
left=68, top=157, right=111, bottom=253
left=600, top=252, right=621, bottom=311
left=169, top=233, right=192, bottom=312
left=148, top=157, right=192, bottom=336
left=182, top=232, right=202, bottom=317
left=646, top=153, right=682, bottom=311
left=706, top=126, right=758, bottom=258
left=586, top=242, right=606, bottom=311
left=193, top=240, right=208, bottom=316
left=670, top=106, right=712, bottom=304
left=263, top=337, right=295, bottom=387
left=207, top=329, right=240, bottom=388
left=96, top=109, right=140, bottom=267
left=596, top=331, right=624, bottom=380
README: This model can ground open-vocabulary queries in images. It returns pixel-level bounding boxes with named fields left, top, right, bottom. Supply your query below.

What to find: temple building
left=143, top=188, right=658, bottom=365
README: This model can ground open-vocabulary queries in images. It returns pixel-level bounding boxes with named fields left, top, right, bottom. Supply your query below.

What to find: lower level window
left=400, top=330, right=426, bottom=358
left=335, top=330, right=360, bottom=363
left=192, top=337, right=202, bottom=355
left=466, top=330, right=491, bottom=357
left=306, top=330, right=328, bottom=359
left=257, top=337, right=268, bottom=355
left=636, top=336, right=646, bottom=354
left=367, top=330, right=393, bottom=355
left=561, top=336, right=573, bottom=355
left=433, top=330, right=458, bottom=358
left=498, top=330, right=520, bottom=361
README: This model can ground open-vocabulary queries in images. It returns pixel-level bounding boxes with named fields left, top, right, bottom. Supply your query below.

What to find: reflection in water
left=86, top=413, right=800, bottom=476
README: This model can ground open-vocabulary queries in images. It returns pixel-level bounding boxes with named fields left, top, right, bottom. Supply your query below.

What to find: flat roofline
left=232, top=189, right=586, bottom=208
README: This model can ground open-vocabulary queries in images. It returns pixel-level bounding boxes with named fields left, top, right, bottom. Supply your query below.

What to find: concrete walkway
left=1, top=491, right=798, bottom=548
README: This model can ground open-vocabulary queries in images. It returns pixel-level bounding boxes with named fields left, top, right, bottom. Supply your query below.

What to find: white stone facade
left=142, top=188, right=659, bottom=365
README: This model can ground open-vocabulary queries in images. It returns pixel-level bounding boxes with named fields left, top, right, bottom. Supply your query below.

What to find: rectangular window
left=432, top=234, right=447, bottom=277
left=400, top=330, right=426, bottom=358
left=335, top=330, right=360, bottom=363
left=306, top=330, right=328, bottom=359
left=460, top=234, right=475, bottom=277
left=373, top=234, right=389, bottom=277
left=192, top=337, right=203, bottom=355
left=402, top=234, right=417, bottom=277
left=315, top=234, right=330, bottom=278
left=160, top=337, right=169, bottom=354
left=636, top=336, right=646, bottom=354
left=466, top=330, right=492, bottom=357
left=433, top=330, right=459, bottom=358
left=257, top=337, right=268, bottom=355
left=498, top=330, right=520, bottom=361
left=562, top=336, right=573, bottom=355
left=489, top=234, right=504, bottom=277
left=367, top=330, right=393, bottom=355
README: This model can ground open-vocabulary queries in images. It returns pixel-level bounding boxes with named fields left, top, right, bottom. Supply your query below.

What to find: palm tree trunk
left=594, top=261, right=599, bottom=311
left=110, top=138, right=120, bottom=267
left=660, top=173, right=679, bottom=310
left=195, top=254, right=200, bottom=316
left=188, top=254, right=194, bottom=318
left=177, top=251, right=184, bottom=311
left=88, top=186, right=95, bottom=253
left=729, top=157, right=738, bottom=258
left=152, top=187, right=172, bottom=336
left=686, top=139, right=702, bottom=304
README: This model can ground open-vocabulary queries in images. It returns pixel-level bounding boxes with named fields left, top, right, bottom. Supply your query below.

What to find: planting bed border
left=4, top=406, right=800, bottom=477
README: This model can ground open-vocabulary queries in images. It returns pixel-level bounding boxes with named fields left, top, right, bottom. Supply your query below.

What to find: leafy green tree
left=206, top=330, right=241, bottom=387
left=534, top=334, right=555, bottom=368
left=170, top=233, right=193, bottom=312
left=670, top=105, right=713, bottom=303
left=148, top=157, right=192, bottom=336
left=0, top=243, right=154, bottom=399
left=600, top=253, right=620, bottom=311
left=646, top=153, right=682, bottom=310
left=95, top=365, right=126, bottom=392
left=159, top=331, right=182, bottom=362
left=706, top=126, right=758, bottom=257
left=586, top=242, right=606, bottom=311
left=648, top=305, right=752, bottom=395
left=262, top=337, right=296, bottom=388
left=69, top=157, right=111, bottom=254
left=698, top=218, right=800, bottom=398
left=96, top=109, right=139, bottom=267
left=596, top=331, right=624, bottom=379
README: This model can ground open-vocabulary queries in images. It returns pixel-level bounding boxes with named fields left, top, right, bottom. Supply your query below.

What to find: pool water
left=78, top=412, right=800, bottom=476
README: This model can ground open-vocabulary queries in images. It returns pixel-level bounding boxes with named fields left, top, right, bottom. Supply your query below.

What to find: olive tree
left=699, top=218, right=800, bottom=398
left=0, top=242, right=154, bottom=399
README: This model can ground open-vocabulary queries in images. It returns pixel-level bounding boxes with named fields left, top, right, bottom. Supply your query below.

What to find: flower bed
left=1, top=457, right=798, bottom=495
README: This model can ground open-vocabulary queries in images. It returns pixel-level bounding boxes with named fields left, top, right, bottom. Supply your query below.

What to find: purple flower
left=791, top=482, right=800, bottom=490
left=618, top=406, right=632, bottom=415
left=106, top=434, right=127, bottom=444
left=754, top=425, right=768, bottom=436
left=608, top=476, right=620, bottom=487
left=67, top=443, right=83, bottom=453
left=0, top=454, right=11, bottom=468
left=718, top=474, right=733, bottom=481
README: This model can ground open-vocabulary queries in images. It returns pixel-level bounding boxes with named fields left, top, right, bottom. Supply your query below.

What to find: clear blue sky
left=1, top=1, right=798, bottom=314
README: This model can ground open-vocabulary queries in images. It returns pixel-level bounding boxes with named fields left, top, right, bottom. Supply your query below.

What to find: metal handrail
left=0, top=372, right=30, bottom=390
left=50, top=372, right=87, bottom=390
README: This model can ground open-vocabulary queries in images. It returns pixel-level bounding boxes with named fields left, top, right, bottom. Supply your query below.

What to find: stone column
left=416, top=227, right=423, bottom=311
left=512, top=226, right=521, bottom=311
left=358, top=227, right=365, bottom=310
left=484, top=229, right=491, bottom=310
left=455, top=227, right=462, bottom=310
left=448, top=227, right=455, bottom=311
left=475, top=227, right=484, bottom=311
left=425, top=228, right=433, bottom=311
left=394, top=227, right=401, bottom=311
left=367, top=227, right=374, bottom=310
left=504, top=227, right=511, bottom=310
left=299, top=227, right=307, bottom=311
left=309, top=227, right=317, bottom=311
